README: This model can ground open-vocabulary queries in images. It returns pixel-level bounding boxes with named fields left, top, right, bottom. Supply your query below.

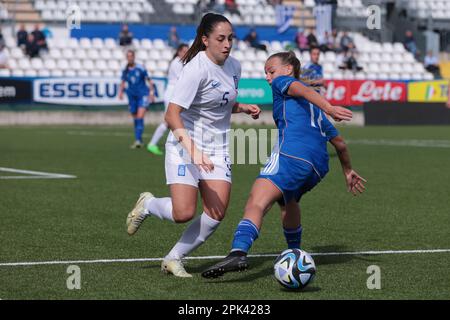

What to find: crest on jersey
left=178, top=165, right=186, bottom=176
left=233, top=75, right=239, bottom=89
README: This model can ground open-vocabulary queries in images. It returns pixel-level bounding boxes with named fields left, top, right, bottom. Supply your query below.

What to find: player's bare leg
left=161, top=184, right=199, bottom=277
left=164, top=180, right=231, bottom=278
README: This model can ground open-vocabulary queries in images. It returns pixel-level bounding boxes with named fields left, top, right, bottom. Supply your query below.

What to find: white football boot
left=161, top=258, right=193, bottom=278
left=126, top=192, right=154, bottom=235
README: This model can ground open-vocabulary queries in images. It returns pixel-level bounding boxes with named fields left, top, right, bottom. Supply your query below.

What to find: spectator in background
left=244, top=28, right=267, bottom=51
left=294, top=28, right=308, bottom=52
left=403, top=30, right=418, bottom=58
left=424, top=50, right=440, bottom=78
left=339, top=31, right=353, bottom=53
left=31, top=24, right=47, bottom=52
left=225, top=0, right=241, bottom=16
left=306, top=28, right=318, bottom=48
left=119, top=24, right=133, bottom=47
left=17, top=24, right=28, bottom=49
left=25, top=34, right=40, bottom=58
left=328, top=28, right=340, bottom=52
left=209, top=0, right=226, bottom=14
left=168, top=26, right=181, bottom=49
left=0, top=44, right=8, bottom=69
left=318, top=30, right=331, bottom=52
left=338, top=43, right=363, bottom=72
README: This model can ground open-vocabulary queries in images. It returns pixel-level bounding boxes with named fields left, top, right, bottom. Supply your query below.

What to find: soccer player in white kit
left=147, top=43, right=189, bottom=155
left=126, top=13, right=261, bottom=277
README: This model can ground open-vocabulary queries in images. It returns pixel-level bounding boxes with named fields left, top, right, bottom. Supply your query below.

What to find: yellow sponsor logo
left=408, top=80, right=449, bottom=102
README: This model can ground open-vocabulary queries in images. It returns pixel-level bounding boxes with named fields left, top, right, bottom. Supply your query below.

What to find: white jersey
left=168, top=51, right=241, bottom=157
left=167, top=57, right=184, bottom=86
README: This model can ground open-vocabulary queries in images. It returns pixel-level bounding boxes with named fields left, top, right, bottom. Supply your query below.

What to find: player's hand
left=118, top=92, right=124, bottom=100
left=244, top=104, right=261, bottom=119
left=329, top=106, right=352, bottom=122
left=345, top=170, right=367, bottom=196
left=191, top=149, right=214, bottom=173
left=149, top=93, right=156, bottom=104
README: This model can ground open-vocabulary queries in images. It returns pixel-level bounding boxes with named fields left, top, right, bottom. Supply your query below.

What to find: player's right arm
left=329, top=136, right=367, bottom=196
left=285, top=80, right=352, bottom=122
left=165, top=104, right=214, bottom=172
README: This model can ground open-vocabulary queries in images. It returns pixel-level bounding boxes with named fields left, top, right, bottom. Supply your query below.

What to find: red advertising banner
left=323, top=80, right=408, bottom=106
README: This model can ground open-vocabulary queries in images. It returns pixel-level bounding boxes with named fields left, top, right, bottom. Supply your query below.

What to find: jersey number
left=220, top=92, right=230, bottom=107
left=309, top=103, right=326, bottom=137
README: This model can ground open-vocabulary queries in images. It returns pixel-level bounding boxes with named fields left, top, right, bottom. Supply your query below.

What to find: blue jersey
left=302, top=62, right=323, bottom=81
left=271, top=75, right=338, bottom=178
left=121, top=64, right=150, bottom=97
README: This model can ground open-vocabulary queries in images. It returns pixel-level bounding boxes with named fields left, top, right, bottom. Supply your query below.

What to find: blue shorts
left=128, top=95, right=149, bottom=114
left=258, top=153, right=321, bottom=205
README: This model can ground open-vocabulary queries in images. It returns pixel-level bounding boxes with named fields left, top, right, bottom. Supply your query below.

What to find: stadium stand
left=0, top=28, right=435, bottom=81
left=0, top=0, right=440, bottom=81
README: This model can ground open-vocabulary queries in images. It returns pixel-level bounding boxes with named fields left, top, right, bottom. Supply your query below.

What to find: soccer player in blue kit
left=302, top=46, right=325, bottom=89
left=119, top=49, right=156, bottom=149
left=202, top=51, right=366, bottom=278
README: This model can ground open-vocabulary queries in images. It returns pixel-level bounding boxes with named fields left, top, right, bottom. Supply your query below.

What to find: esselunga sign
left=33, top=78, right=166, bottom=105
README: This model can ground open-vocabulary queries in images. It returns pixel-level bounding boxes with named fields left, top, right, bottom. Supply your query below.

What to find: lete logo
left=325, top=80, right=407, bottom=106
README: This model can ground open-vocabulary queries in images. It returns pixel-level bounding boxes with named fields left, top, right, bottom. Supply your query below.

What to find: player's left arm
left=329, top=135, right=367, bottom=196
left=232, top=102, right=261, bottom=119
left=287, top=81, right=352, bottom=122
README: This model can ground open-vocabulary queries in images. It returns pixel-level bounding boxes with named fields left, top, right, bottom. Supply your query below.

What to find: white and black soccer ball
left=273, top=248, right=316, bottom=290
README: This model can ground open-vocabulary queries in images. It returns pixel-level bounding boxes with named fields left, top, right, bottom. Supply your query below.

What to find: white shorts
left=165, top=145, right=232, bottom=187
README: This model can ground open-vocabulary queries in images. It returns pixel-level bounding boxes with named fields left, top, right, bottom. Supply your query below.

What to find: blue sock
left=283, top=225, right=302, bottom=249
left=134, top=118, right=144, bottom=142
left=231, top=219, right=260, bottom=254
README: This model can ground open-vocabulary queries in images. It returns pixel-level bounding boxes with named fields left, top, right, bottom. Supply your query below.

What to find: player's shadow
left=195, top=244, right=379, bottom=284
left=310, top=245, right=380, bottom=265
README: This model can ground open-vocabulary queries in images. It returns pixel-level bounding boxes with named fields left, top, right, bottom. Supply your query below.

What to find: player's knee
left=172, top=207, right=196, bottom=223
left=244, top=200, right=265, bottom=216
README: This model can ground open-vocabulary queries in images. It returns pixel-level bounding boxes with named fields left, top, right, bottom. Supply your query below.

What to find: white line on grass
left=1, top=249, right=449, bottom=267
left=0, top=167, right=76, bottom=180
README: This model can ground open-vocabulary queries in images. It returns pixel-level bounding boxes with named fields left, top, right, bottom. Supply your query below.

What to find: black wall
left=364, top=102, right=450, bottom=125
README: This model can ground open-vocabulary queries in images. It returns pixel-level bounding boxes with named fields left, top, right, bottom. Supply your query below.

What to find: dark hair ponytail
left=173, top=43, right=189, bottom=61
left=182, top=13, right=231, bottom=64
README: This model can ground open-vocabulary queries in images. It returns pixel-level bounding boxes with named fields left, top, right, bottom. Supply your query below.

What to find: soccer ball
left=273, top=248, right=316, bottom=290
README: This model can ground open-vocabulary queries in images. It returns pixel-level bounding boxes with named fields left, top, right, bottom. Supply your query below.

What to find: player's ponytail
left=268, top=51, right=315, bottom=85
left=182, top=13, right=231, bottom=64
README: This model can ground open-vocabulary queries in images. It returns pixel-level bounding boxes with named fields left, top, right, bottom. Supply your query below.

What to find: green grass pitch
left=0, top=124, right=449, bottom=299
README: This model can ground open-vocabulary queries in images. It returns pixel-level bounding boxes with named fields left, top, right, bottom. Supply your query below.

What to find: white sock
left=149, top=123, right=168, bottom=146
left=144, top=197, right=174, bottom=221
left=165, top=212, right=220, bottom=260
